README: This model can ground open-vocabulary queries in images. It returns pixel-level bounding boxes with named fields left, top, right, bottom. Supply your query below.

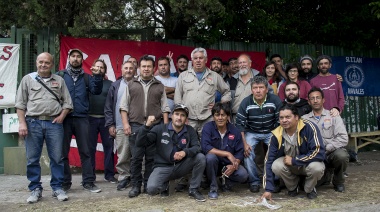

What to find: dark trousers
left=62, top=117, right=95, bottom=185
left=205, top=153, right=248, bottom=191
left=88, top=116, right=115, bottom=180
left=147, top=153, right=206, bottom=195
left=129, top=122, right=155, bottom=187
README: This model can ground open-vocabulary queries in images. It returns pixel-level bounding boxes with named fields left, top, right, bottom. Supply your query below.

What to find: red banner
left=60, top=36, right=266, bottom=81
left=60, top=36, right=266, bottom=170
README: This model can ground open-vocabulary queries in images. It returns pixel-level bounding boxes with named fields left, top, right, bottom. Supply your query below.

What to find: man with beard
left=171, top=54, right=189, bottom=77
left=87, top=59, right=116, bottom=184
left=104, top=61, right=136, bottom=191
left=210, top=57, right=223, bottom=76
left=282, top=81, right=311, bottom=116
left=299, top=55, right=318, bottom=82
left=235, top=76, right=282, bottom=193
left=310, top=55, right=344, bottom=116
left=137, top=104, right=206, bottom=202
left=58, top=49, right=103, bottom=193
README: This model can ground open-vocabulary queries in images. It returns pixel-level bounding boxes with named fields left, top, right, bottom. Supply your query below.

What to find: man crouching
left=136, top=104, right=206, bottom=202
left=261, top=104, right=325, bottom=200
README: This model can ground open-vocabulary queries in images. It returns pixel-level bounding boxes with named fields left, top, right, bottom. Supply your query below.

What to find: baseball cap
left=69, top=48, right=83, bottom=57
left=172, top=104, right=189, bottom=116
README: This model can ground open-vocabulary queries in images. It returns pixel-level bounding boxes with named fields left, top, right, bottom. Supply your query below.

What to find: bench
left=348, top=130, right=380, bottom=153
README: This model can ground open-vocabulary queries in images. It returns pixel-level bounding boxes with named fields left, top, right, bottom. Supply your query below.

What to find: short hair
left=316, top=55, right=332, bottom=65
left=157, top=56, right=170, bottom=65
left=238, top=54, right=252, bottom=62
left=279, top=104, right=299, bottom=117
left=139, top=54, right=155, bottom=68
left=285, top=63, right=300, bottom=77
left=92, top=59, right=107, bottom=73
left=211, top=102, right=231, bottom=117
left=285, top=81, right=300, bottom=90
left=122, top=61, right=137, bottom=71
left=270, top=54, right=282, bottom=61
left=228, top=57, right=237, bottom=64
left=251, top=75, right=268, bottom=88
left=210, top=57, right=222, bottom=63
left=191, top=47, right=207, bottom=59
left=177, top=54, right=189, bottom=62
left=308, top=86, right=325, bottom=99
left=222, top=61, right=229, bottom=66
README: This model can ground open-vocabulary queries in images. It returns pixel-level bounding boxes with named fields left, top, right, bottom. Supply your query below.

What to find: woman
left=278, top=63, right=311, bottom=100
left=262, top=61, right=284, bottom=95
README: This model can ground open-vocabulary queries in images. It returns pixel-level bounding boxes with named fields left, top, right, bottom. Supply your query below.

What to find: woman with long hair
left=262, top=61, right=284, bottom=95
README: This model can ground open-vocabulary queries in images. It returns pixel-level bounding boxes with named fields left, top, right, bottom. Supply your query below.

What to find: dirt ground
left=1, top=151, right=380, bottom=212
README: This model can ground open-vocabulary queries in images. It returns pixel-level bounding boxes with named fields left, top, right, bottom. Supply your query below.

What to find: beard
left=319, top=68, right=329, bottom=74
left=286, top=94, right=299, bottom=103
left=212, top=67, right=221, bottom=73
left=239, top=68, right=249, bottom=75
left=302, top=68, right=311, bottom=73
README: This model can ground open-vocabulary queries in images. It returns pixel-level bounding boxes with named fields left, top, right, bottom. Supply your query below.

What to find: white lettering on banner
left=0, top=43, right=20, bottom=109
left=347, top=88, right=365, bottom=95
left=345, top=57, right=362, bottom=63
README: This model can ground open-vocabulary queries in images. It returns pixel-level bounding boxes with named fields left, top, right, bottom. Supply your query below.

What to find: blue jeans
left=244, top=132, right=271, bottom=186
left=25, top=117, right=64, bottom=191
left=88, top=116, right=115, bottom=180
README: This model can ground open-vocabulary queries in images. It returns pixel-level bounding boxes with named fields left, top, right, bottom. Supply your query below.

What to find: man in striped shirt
left=235, top=76, right=282, bottom=193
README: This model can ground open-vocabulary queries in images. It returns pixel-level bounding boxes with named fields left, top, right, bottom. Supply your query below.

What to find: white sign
left=2, top=113, right=19, bottom=133
left=0, top=43, right=20, bottom=109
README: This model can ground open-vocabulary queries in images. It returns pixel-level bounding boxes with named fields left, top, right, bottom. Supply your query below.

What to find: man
left=171, top=54, right=189, bottom=77
left=136, top=104, right=207, bottom=202
left=104, top=61, right=136, bottom=190
left=120, top=55, right=171, bottom=198
left=231, top=54, right=271, bottom=122
left=88, top=59, right=116, bottom=184
left=270, top=54, right=287, bottom=80
left=221, top=61, right=229, bottom=78
left=59, top=48, right=103, bottom=193
left=174, top=47, right=231, bottom=136
left=261, top=104, right=325, bottom=200
left=235, top=76, right=282, bottom=193
left=155, top=56, right=178, bottom=113
left=16, top=52, right=73, bottom=203
left=210, top=57, right=223, bottom=76
left=282, top=81, right=311, bottom=116
left=210, top=57, right=224, bottom=102
left=228, top=57, right=239, bottom=78
left=310, top=55, right=344, bottom=116
left=201, top=103, right=248, bottom=200
left=299, top=55, right=317, bottom=82
left=302, top=87, right=349, bottom=192
left=127, top=56, right=139, bottom=76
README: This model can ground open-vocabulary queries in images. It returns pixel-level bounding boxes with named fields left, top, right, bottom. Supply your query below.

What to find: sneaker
left=208, top=190, right=218, bottom=200
left=249, top=184, right=260, bottom=193
left=83, top=183, right=102, bottom=193
left=306, top=188, right=318, bottom=199
left=189, top=189, right=206, bottom=202
left=27, top=188, right=42, bottom=203
left=52, top=189, right=68, bottom=201
left=104, top=177, right=118, bottom=184
left=288, top=186, right=299, bottom=197
left=128, top=186, right=141, bottom=198
left=117, top=177, right=131, bottom=191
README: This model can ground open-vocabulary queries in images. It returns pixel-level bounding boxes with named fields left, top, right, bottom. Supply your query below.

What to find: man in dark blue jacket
left=136, top=104, right=206, bottom=202
left=59, top=49, right=103, bottom=193
left=201, top=103, right=248, bottom=200
left=261, top=104, right=325, bottom=200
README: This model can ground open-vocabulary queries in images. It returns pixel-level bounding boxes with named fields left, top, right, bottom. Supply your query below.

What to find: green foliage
left=0, top=0, right=379, bottom=50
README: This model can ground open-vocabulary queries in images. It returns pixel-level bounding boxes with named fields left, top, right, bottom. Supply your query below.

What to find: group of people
left=15, top=47, right=349, bottom=204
